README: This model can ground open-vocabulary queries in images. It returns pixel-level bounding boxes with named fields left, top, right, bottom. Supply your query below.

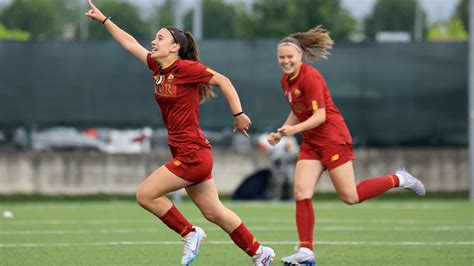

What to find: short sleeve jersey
left=147, top=53, right=214, bottom=149
left=281, top=63, right=352, bottom=146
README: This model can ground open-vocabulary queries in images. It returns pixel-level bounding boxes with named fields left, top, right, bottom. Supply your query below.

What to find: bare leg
left=187, top=179, right=264, bottom=258
left=293, top=160, right=325, bottom=200
left=328, top=161, right=359, bottom=204
left=136, top=165, right=192, bottom=217
left=186, top=178, right=241, bottom=233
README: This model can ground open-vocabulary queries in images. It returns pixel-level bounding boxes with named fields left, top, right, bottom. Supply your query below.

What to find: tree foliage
left=0, top=23, right=30, bottom=41
left=427, top=17, right=468, bottom=42
left=1, top=0, right=61, bottom=40
left=455, top=0, right=468, bottom=32
left=87, top=0, right=149, bottom=40
left=241, top=0, right=356, bottom=40
left=364, top=0, right=425, bottom=40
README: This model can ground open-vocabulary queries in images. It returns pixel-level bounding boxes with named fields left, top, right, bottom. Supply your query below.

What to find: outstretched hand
left=277, top=124, right=297, bottom=137
left=267, top=132, right=282, bottom=146
left=84, top=0, right=106, bottom=22
left=233, top=113, right=252, bottom=138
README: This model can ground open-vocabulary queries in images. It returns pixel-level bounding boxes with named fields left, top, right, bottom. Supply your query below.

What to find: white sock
left=395, top=173, right=405, bottom=187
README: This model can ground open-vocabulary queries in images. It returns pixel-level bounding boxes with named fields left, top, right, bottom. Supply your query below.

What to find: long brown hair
left=165, top=26, right=215, bottom=103
left=279, top=25, right=334, bottom=61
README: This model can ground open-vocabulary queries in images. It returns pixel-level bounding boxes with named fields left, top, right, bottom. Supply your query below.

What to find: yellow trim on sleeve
left=206, top=68, right=217, bottom=75
left=312, top=100, right=318, bottom=110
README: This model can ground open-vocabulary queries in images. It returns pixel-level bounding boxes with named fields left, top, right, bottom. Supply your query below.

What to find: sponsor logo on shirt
left=153, top=75, right=175, bottom=96
left=154, top=75, right=165, bottom=85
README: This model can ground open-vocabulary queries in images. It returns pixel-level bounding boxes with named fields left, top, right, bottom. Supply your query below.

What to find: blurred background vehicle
left=14, top=127, right=103, bottom=151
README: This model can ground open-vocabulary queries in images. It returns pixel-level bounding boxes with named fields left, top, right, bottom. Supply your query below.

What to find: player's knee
left=293, top=187, right=311, bottom=201
left=339, top=193, right=359, bottom=205
left=203, top=209, right=225, bottom=224
left=135, top=189, right=152, bottom=207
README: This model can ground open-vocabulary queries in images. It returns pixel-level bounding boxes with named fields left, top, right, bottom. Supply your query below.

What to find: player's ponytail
left=165, top=27, right=215, bottom=103
left=280, top=25, right=334, bottom=61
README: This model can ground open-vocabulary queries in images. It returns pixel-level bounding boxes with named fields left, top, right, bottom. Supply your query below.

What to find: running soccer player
left=267, top=25, right=426, bottom=265
left=85, top=1, right=275, bottom=265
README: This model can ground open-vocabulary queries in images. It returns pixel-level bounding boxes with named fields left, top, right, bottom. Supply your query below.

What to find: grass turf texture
left=1, top=198, right=472, bottom=265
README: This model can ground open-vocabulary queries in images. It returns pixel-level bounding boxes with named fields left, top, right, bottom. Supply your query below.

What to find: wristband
left=233, top=111, right=244, bottom=117
left=102, top=16, right=111, bottom=25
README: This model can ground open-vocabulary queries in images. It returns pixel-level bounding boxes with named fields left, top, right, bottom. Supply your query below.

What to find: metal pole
left=469, top=0, right=474, bottom=201
left=174, top=0, right=184, bottom=30
left=414, top=0, right=423, bottom=42
left=193, top=0, right=202, bottom=40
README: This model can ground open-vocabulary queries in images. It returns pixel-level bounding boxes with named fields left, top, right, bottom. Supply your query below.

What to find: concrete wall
left=0, top=148, right=468, bottom=195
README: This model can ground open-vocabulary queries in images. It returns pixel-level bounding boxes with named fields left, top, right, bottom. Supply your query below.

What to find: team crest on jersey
left=167, top=74, right=174, bottom=82
left=294, top=89, right=301, bottom=95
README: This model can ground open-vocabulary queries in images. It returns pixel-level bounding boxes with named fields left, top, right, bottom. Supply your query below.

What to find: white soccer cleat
left=252, top=245, right=276, bottom=266
left=281, top=247, right=315, bottom=266
left=181, top=226, right=206, bottom=266
left=395, top=167, right=426, bottom=197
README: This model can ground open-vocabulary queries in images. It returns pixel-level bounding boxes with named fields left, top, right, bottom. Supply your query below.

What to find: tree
left=1, top=0, right=61, bottom=40
left=88, top=0, right=149, bottom=40
left=364, top=0, right=426, bottom=40
left=150, top=0, right=174, bottom=31
left=182, top=0, right=239, bottom=38
left=455, top=0, right=468, bottom=32
left=0, top=23, right=30, bottom=41
left=202, top=0, right=238, bottom=38
left=239, top=0, right=356, bottom=40
left=427, top=17, right=468, bottom=42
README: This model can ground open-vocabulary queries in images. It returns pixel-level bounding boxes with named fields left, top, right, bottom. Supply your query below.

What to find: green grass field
left=1, top=198, right=473, bottom=265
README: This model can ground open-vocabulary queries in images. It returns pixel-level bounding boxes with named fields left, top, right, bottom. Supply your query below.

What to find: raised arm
left=208, top=72, right=251, bottom=138
left=84, top=0, right=149, bottom=65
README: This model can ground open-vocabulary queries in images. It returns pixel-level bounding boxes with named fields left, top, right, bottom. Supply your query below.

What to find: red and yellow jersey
left=147, top=53, right=215, bottom=149
left=281, top=63, right=352, bottom=146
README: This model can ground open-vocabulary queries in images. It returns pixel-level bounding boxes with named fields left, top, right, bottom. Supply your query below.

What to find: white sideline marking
left=0, top=240, right=472, bottom=248
left=1, top=225, right=473, bottom=236
left=1, top=202, right=465, bottom=210
left=3, top=217, right=472, bottom=226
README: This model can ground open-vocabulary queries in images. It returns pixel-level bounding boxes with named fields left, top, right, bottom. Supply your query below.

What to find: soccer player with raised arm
left=85, top=1, right=275, bottom=265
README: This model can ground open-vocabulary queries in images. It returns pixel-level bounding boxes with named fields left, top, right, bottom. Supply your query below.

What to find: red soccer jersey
left=281, top=63, right=352, bottom=146
left=147, top=53, right=214, bottom=149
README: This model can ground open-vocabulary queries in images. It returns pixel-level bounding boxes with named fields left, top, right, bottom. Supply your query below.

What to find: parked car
left=97, top=127, right=152, bottom=154
left=21, top=127, right=103, bottom=151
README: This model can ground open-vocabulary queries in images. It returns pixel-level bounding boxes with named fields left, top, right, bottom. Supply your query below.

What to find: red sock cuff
left=229, top=223, right=260, bottom=256
left=390, top=174, right=400, bottom=187
left=159, top=205, right=193, bottom=237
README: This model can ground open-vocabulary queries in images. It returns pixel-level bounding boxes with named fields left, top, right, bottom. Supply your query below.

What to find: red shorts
left=298, top=142, right=355, bottom=170
left=165, top=146, right=213, bottom=183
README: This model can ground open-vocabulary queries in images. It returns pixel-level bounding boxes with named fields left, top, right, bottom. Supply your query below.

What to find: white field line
left=0, top=240, right=473, bottom=248
left=2, top=217, right=472, bottom=226
left=0, top=202, right=467, bottom=210
left=1, top=225, right=473, bottom=236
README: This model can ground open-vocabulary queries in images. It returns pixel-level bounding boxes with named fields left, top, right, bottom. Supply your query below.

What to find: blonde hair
left=279, top=25, right=334, bottom=61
